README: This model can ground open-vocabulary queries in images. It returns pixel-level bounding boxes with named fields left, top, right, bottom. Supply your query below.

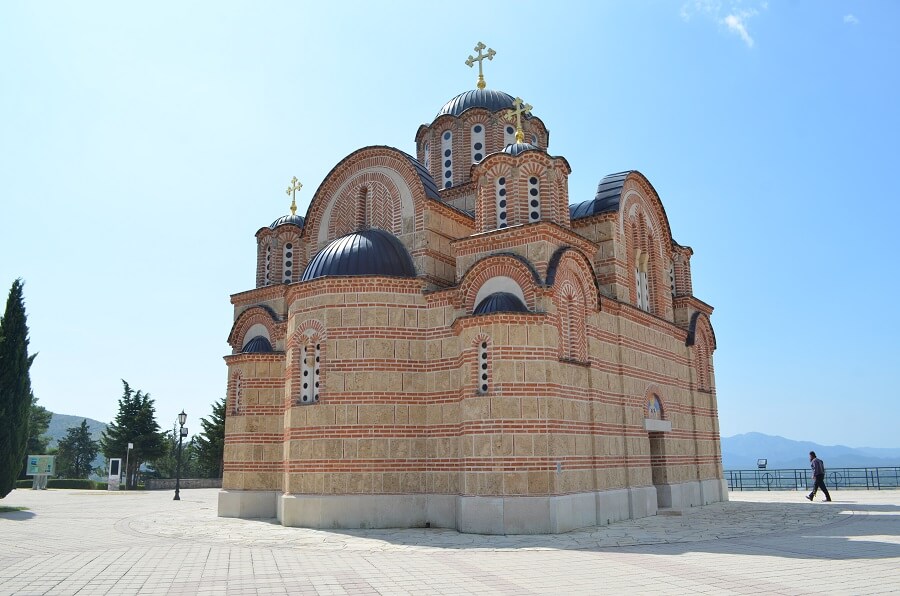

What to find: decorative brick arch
left=546, top=247, right=600, bottom=313
left=554, top=279, right=587, bottom=362
left=459, top=253, right=541, bottom=314
left=303, top=146, right=432, bottom=253
left=227, top=306, right=283, bottom=353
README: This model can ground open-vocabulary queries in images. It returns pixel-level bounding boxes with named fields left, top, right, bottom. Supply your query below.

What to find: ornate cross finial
left=465, top=42, right=496, bottom=90
left=505, top=97, right=533, bottom=144
left=285, top=176, right=302, bottom=216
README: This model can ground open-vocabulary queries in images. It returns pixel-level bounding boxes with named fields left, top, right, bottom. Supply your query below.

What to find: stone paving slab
left=1, top=488, right=898, bottom=595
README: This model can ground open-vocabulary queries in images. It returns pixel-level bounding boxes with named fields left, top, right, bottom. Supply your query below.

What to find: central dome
left=437, top=89, right=516, bottom=118
left=301, top=229, right=416, bottom=281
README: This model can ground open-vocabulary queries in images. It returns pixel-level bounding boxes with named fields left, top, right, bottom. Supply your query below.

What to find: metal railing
left=725, top=467, right=900, bottom=491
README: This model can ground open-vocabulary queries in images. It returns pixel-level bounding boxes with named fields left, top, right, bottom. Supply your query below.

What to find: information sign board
left=26, top=455, right=55, bottom=476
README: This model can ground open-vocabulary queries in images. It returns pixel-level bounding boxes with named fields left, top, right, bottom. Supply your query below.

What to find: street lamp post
left=174, top=410, right=187, bottom=501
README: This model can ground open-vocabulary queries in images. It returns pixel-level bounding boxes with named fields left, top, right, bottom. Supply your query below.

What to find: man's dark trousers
left=810, top=474, right=831, bottom=501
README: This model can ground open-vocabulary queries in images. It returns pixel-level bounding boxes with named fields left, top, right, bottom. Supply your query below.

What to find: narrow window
left=504, top=124, right=516, bottom=147
left=495, top=176, right=508, bottom=228
left=503, top=124, right=516, bottom=147
left=423, top=141, right=430, bottom=171
left=530, top=133, right=538, bottom=146
left=301, top=343, right=313, bottom=404
left=635, top=251, right=650, bottom=312
left=313, top=342, right=321, bottom=402
left=477, top=340, right=489, bottom=394
left=233, top=374, right=243, bottom=415
left=527, top=176, right=540, bottom=222
left=264, top=245, right=271, bottom=286
left=471, top=124, right=485, bottom=163
left=282, top=242, right=293, bottom=284
left=669, top=263, right=676, bottom=299
left=441, top=130, right=453, bottom=189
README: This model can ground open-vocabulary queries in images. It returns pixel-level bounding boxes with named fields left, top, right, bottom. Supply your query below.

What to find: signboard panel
left=26, top=455, right=55, bottom=476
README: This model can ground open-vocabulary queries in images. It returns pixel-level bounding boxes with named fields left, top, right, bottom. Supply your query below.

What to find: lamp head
left=178, top=410, right=187, bottom=426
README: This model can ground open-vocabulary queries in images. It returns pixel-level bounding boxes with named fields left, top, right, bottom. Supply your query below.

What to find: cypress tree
left=0, top=280, right=34, bottom=498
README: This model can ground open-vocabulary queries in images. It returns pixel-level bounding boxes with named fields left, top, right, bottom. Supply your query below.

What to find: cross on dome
left=285, top=176, right=302, bottom=215
left=505, top=97, right=533, bottom=144
left=465, top=42, right=496, bottom=90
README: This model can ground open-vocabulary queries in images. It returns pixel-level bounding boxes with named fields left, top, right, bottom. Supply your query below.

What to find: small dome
left=437, top=89, right=518, bottom=118
left=502, top=142, right=541, bottom=156
left=473, top=292, right=528, bottom=315
left=270, top=214, right=305, bottom=229
left=301, top=229, right=416, bottom=281
left=241, top=335, right=273, bottom=353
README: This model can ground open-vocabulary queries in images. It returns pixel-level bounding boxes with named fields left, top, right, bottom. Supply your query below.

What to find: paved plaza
left=1, top=487, right=898, bottom=595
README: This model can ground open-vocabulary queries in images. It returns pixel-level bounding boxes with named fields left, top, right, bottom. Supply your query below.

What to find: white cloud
left=844, top=14, right=859, bottom=25
left=681, top=1, right=765, bottom=48
left=723, top=12, right=755, bottom=47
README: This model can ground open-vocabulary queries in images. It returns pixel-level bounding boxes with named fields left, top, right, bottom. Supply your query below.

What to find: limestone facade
left=219, top=80, right=725, bottom=534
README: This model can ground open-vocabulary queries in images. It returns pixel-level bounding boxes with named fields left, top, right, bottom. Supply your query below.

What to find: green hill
left=46, top=413, right=108, bottom=448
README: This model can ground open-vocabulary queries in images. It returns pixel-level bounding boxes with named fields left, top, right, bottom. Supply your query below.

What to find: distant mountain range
left=46, top=413, right=108, bottom=448
left=44, top=415, right=899, bottom=472
left=722, top=433, right=900, bottom=470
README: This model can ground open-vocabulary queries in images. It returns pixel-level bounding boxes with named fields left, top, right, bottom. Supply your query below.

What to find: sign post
left=107, top=458, right=122, bottom=491
left=26, top=455, right=55, bottom=490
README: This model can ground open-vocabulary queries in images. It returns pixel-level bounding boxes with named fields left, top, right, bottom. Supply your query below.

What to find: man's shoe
left=805, top=495, right=813, bottom=501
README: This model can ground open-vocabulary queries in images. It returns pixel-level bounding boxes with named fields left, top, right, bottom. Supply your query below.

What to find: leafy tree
left=19, top=392, right=52, bottom=478
left=100, top=381, right=165, bottom=489
left=146, top=427, right=198, bottom=479
left=56, top=420, right=99, bottom=479
left=195, top=397, right=226, bottom=478
left=0, top=279, right=34, bottom=498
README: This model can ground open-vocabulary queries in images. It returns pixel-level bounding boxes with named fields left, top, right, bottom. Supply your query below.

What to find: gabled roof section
left=401, top=151, right=441, bottom=200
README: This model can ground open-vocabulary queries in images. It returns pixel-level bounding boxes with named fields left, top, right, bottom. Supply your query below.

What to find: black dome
left=270, top=214, right=305, bottom=229
left=502, top=142, right=541, bottom=156
left=437, top=89, right=517, bottom=118
left=473, top=292, right=528, bottom=315
left=301, top=229, right=416, bottom=281
left=241, top=335, right=273, bottom=353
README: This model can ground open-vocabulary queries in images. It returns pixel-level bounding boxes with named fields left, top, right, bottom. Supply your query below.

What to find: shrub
left=13, top=478, right=107, bottom=490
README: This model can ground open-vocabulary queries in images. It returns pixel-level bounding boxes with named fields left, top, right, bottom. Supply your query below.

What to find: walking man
left=806, top=451, right=832, bottom=502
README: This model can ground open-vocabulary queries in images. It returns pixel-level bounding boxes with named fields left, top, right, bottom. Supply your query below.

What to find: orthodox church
left=219, top=44, right=726, bottom=534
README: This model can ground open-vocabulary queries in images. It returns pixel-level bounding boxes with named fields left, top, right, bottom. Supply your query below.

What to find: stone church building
left=219, top=46, right=726, bottom=534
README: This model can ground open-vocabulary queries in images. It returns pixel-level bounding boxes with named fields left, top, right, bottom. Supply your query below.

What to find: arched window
left=423, top=141, right=430, bottom=171
left=495, top=176, right=508, bottom=229
left=527, top=176, right=540, bottom=222
left=557, top=281, right=587, bottom=362
left=471, top=123, right=485, bottom=163
left=635, top=250, right=650, bottom=312
left=441, top=130, right=453, bottom=189
left=282, top=242, right=294, bottom=284
left=668, top=262, right=676, bottom=299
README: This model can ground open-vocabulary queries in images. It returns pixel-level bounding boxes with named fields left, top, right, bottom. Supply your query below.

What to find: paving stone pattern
left=1, top=489, right=898, bottom=595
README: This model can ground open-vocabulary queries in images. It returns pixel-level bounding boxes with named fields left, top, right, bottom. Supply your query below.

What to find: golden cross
left=465, top=42, right=496, bottom=90
left=285, top=176, right=302, bottom=215
left=505, top=97, right=532, bottom=144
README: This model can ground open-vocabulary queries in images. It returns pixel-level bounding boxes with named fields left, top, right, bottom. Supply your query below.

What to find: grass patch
left=0, top=506, right=28, bottom=513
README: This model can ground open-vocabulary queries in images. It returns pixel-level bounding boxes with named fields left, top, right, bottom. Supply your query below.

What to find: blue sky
left=2, top=2, right=897, bottom=448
